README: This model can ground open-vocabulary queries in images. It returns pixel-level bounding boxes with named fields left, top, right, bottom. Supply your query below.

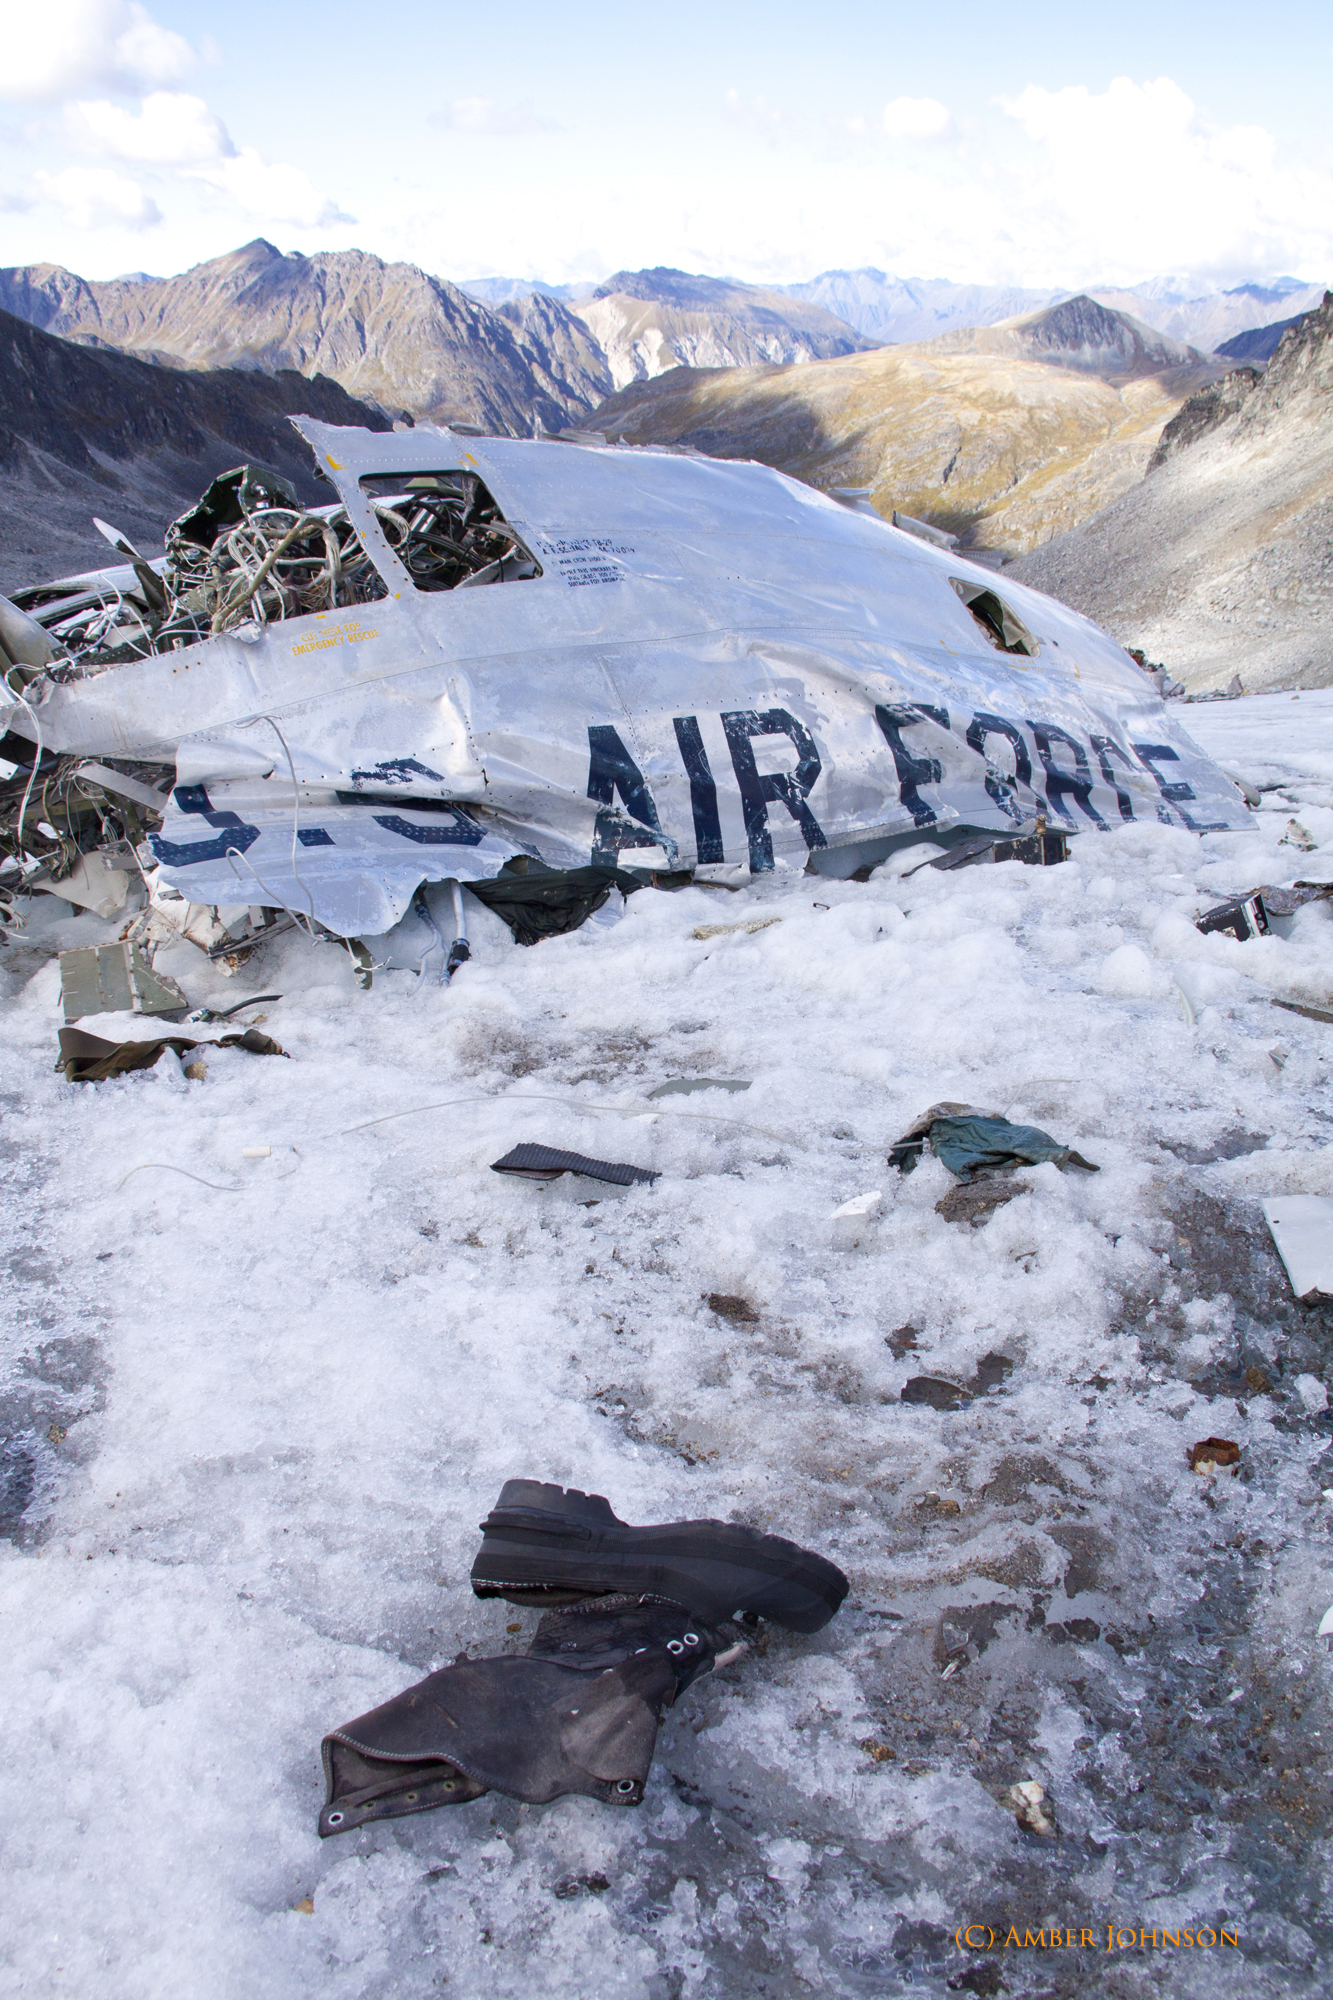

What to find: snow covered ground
left=3, top=691, right=1333, bottom=1999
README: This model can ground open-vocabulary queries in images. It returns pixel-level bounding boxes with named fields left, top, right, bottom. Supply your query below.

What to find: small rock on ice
left=1294, top=1373, right=1329, bottom=1413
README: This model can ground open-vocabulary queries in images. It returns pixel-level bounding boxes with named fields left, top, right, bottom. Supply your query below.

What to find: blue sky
left=1, top=0, right=1330, bottom=288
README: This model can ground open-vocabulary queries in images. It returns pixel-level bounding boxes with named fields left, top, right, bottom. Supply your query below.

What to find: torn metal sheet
left=6, top=422, right=1253, bottom=940
left=1197, top=892, right=1271, bottom=941
left=58, top=942, right=187, bottom=1023
left=1262, top=1195, right=1333, bottom=1303
left=146, top=784, right=525, bottom=940
left=913, top=824, right=1071, bottom=872
left=74, top=762, right=171, bottom=812
left=0, top=591, right=54, bottom=671
left=33, top=848, right=131, bottom=919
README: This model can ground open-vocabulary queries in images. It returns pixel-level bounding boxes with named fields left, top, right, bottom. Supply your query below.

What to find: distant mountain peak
left=570, top=269, right=868, bottom=388
left=591, top=267, right=755, bottom=308
left=1007, top=294, right=1202, bottom=370
left=923, top=295, right=1207, bottom=379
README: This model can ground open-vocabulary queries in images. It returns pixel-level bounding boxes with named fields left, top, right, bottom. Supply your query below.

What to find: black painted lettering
left=721, top=708, right=827, bottom=872
left=672, top=715, right=724, bottom=864
left=1132, top=741, right=1224, bottom=830
left=1090, top=734, right=1137, bottom=822
left=1028, top=721, right=1107, bottom=828
left=875, top=702, right=949, bottom=827
left=965, top=712, right=1033, bottom=822
left=587, top=723, right=670, bottom=866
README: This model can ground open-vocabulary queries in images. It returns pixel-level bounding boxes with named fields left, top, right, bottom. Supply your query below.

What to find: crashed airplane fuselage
left=5, top=421, right=1251, bottom=935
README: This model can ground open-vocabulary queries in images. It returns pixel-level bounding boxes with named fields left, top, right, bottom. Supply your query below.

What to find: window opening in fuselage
left=949, top=577, right=1040, bottom=658
left=357, top=471, right=542, bottom=593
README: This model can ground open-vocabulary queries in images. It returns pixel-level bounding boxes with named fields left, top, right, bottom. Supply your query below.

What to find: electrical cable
left=117, top=1163, right=244, bottom=1193
left=258, top=713, right=318, bottom=930
left=337, top=1091, right=788, bottom=1145
left=118, top=1147, right=302, bottom=1194
left=6, top=678, right=46, bottom=866
left=210, top=513, right=320, bottom=633
left=197, top=992, right=283, bottom=1021
left=411, top=888, right=444, bottom=991
left=222, top=843, right=372, bottom=981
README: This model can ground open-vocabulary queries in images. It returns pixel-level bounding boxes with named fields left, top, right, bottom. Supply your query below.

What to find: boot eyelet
left=667, top=1639, right=684, bottom=1654
left=615, top=1779, right=637, bottom=1795
left=684, top=1633, right=699, bottom=1646
left=327, top=1811, right=345, bottom=1826
left=404, top=1792, right=418, bottom=1803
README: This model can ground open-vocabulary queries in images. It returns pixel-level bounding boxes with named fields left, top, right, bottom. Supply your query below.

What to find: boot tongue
left=526, top=1596, right=725, bottom=1690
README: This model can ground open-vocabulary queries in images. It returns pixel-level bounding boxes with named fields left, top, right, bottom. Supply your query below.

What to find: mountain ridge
left=922, top=295, right=1208, bottom=377
left=462, top=265, right=1328, bottom=355
left=567, top=267, right=869, bottom=389
left=0, top=241, right=609, bottom=433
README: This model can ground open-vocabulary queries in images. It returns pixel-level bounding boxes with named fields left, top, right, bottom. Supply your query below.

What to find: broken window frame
left=949, top=578, right=1041, bottom=659
left=353, top=471, right=542, bottom=595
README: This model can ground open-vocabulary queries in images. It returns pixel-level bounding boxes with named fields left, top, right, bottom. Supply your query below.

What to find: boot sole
left=470, top=1479, right=847, bottom=1633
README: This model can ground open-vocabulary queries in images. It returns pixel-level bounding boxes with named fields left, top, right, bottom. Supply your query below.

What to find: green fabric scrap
left=928, top=1115, right=1098, bottom=1179
left=890, top=1103, right=1098, bottom=1179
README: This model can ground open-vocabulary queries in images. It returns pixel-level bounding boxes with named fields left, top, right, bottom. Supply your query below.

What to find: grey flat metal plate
left=1262, top=1194, right=1333, bottom=1302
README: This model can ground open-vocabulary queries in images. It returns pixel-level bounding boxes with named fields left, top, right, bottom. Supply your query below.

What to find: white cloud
left=64, top=90, right=350, bottom=228
left=882, top=96, right=950, bottom=140
left=1, top=0, right=195, bottom=104
left=31, top=164, right=160, bottom=230
left=209, top=149, right=350, bottom=230
left=65, top=91, right=229, bottom=164
left=442, top=98, right=556, bottom=136
left=723, top=89, right=784, bottom=132
left=995, top=76, right=1333, bottom=282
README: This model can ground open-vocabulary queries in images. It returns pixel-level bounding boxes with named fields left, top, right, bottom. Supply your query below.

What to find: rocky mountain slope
left=1010, top=292, right=1333, bottom=691
left=567, top=267, right=867, bottom=389
left=0, top=241, right=609, bottom=434
left=0, top=309, right=389, bottom=592
left=590, top=296, right=1222, bottom=555
left=491, top=289, right=612, bottom=408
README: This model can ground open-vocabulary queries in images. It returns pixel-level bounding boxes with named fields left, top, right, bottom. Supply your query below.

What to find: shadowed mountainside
left=1215, top=316, right=1300, bottom=368
left=0, top=307, right=390, bottom=592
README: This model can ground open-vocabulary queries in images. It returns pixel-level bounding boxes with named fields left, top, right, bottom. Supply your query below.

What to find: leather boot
left=319, top=1595, right=734, bottom=1836
left=470, top=1479, right=848, bottom=1633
